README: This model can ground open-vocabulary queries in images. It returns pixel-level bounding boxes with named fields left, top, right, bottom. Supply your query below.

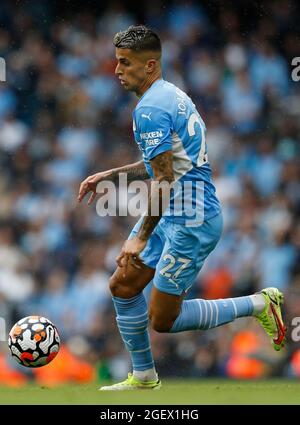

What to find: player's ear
left=145, top=59, right=156, bottom=73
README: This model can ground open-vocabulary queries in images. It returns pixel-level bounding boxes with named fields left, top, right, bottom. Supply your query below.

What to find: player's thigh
left=153, top=213, right=223, bottom=297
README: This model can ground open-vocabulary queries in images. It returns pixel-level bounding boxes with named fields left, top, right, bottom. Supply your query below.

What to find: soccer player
left=78, top=25, right=286, bottom=390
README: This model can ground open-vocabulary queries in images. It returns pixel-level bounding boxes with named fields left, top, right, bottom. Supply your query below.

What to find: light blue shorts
left=128, top=212, right=223, bottom=296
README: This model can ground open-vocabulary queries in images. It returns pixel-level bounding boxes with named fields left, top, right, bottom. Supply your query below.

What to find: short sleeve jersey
left=132, top=79, right=221, bottom=223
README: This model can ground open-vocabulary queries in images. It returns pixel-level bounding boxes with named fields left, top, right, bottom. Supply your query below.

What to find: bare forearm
left=137, top=182, right=164, bottom=240
left=137, top=151, right=174, bottom=241
left=79, top=160, right=149, bottom=204
left=110, top=160, right=149, bottom=182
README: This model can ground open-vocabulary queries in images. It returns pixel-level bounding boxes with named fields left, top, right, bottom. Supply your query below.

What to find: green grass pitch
left=0, top=379, right=299, bottom=404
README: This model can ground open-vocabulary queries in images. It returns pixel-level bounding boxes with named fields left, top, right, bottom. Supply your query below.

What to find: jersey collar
left=137, top=78, right=164, bottom=105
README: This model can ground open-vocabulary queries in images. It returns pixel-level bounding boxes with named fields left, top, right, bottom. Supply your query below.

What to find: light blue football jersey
left=132, top=79, right=221, bottom=224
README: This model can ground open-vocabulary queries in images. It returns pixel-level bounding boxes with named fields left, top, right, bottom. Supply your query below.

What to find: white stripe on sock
left=204, top=301, right=208, bottom=328
left=120, top=330, right=145, bottom=335
left=197, top=300, right=203, bottom=328
left=229, top=298, right=237, bottom=318
left=131, top=346, right=151, bottom=353
left=119, top=325, right=147, bottom=330
left=117, top=312, right=148, bottom=320
left=212, top=300, right=219, bottom=327
left=208, top=301, right=213, bottom=329
left=117, top=316, right=148, bottom=326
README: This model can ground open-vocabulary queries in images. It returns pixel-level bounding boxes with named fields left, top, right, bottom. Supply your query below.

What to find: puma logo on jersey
left=141, top=112, right=152, bottom=121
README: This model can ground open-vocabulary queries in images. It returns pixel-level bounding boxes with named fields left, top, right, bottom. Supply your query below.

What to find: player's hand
left=116, top=237, right=147, bottom=276
left=78, top=172, right=109, bottom=205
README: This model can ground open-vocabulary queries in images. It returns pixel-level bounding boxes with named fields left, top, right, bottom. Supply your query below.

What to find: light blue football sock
left=170, top=296, right=254, bottom=332
left=112, top=294, right=155, bottom=371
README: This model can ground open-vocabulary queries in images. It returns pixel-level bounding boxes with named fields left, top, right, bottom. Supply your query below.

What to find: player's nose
left=115, top=64, right=122, bottom=76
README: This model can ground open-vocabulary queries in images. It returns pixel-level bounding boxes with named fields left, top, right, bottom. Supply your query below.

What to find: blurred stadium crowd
left=0, top=0, right=300, bottom=385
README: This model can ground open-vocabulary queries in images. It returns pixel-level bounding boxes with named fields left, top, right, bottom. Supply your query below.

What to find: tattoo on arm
left=111, top=160, right=150, bottom=182
left=137, top=151, right=174, bottom=241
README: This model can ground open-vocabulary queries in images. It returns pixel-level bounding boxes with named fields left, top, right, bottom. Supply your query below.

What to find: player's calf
left=149, top=313, right=175, bottom=333
left=149, top=287, right=183, bottom=333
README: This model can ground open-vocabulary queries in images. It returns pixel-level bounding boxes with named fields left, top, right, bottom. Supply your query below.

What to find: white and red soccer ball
left=8, top=316, right=60, bottom=368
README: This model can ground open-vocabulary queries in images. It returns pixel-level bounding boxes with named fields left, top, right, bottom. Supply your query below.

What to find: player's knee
left=109, top=275, right=138, bottom=298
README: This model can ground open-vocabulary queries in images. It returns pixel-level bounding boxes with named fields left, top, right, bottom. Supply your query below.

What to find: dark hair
left=113, top=25, right=161, bottom=53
